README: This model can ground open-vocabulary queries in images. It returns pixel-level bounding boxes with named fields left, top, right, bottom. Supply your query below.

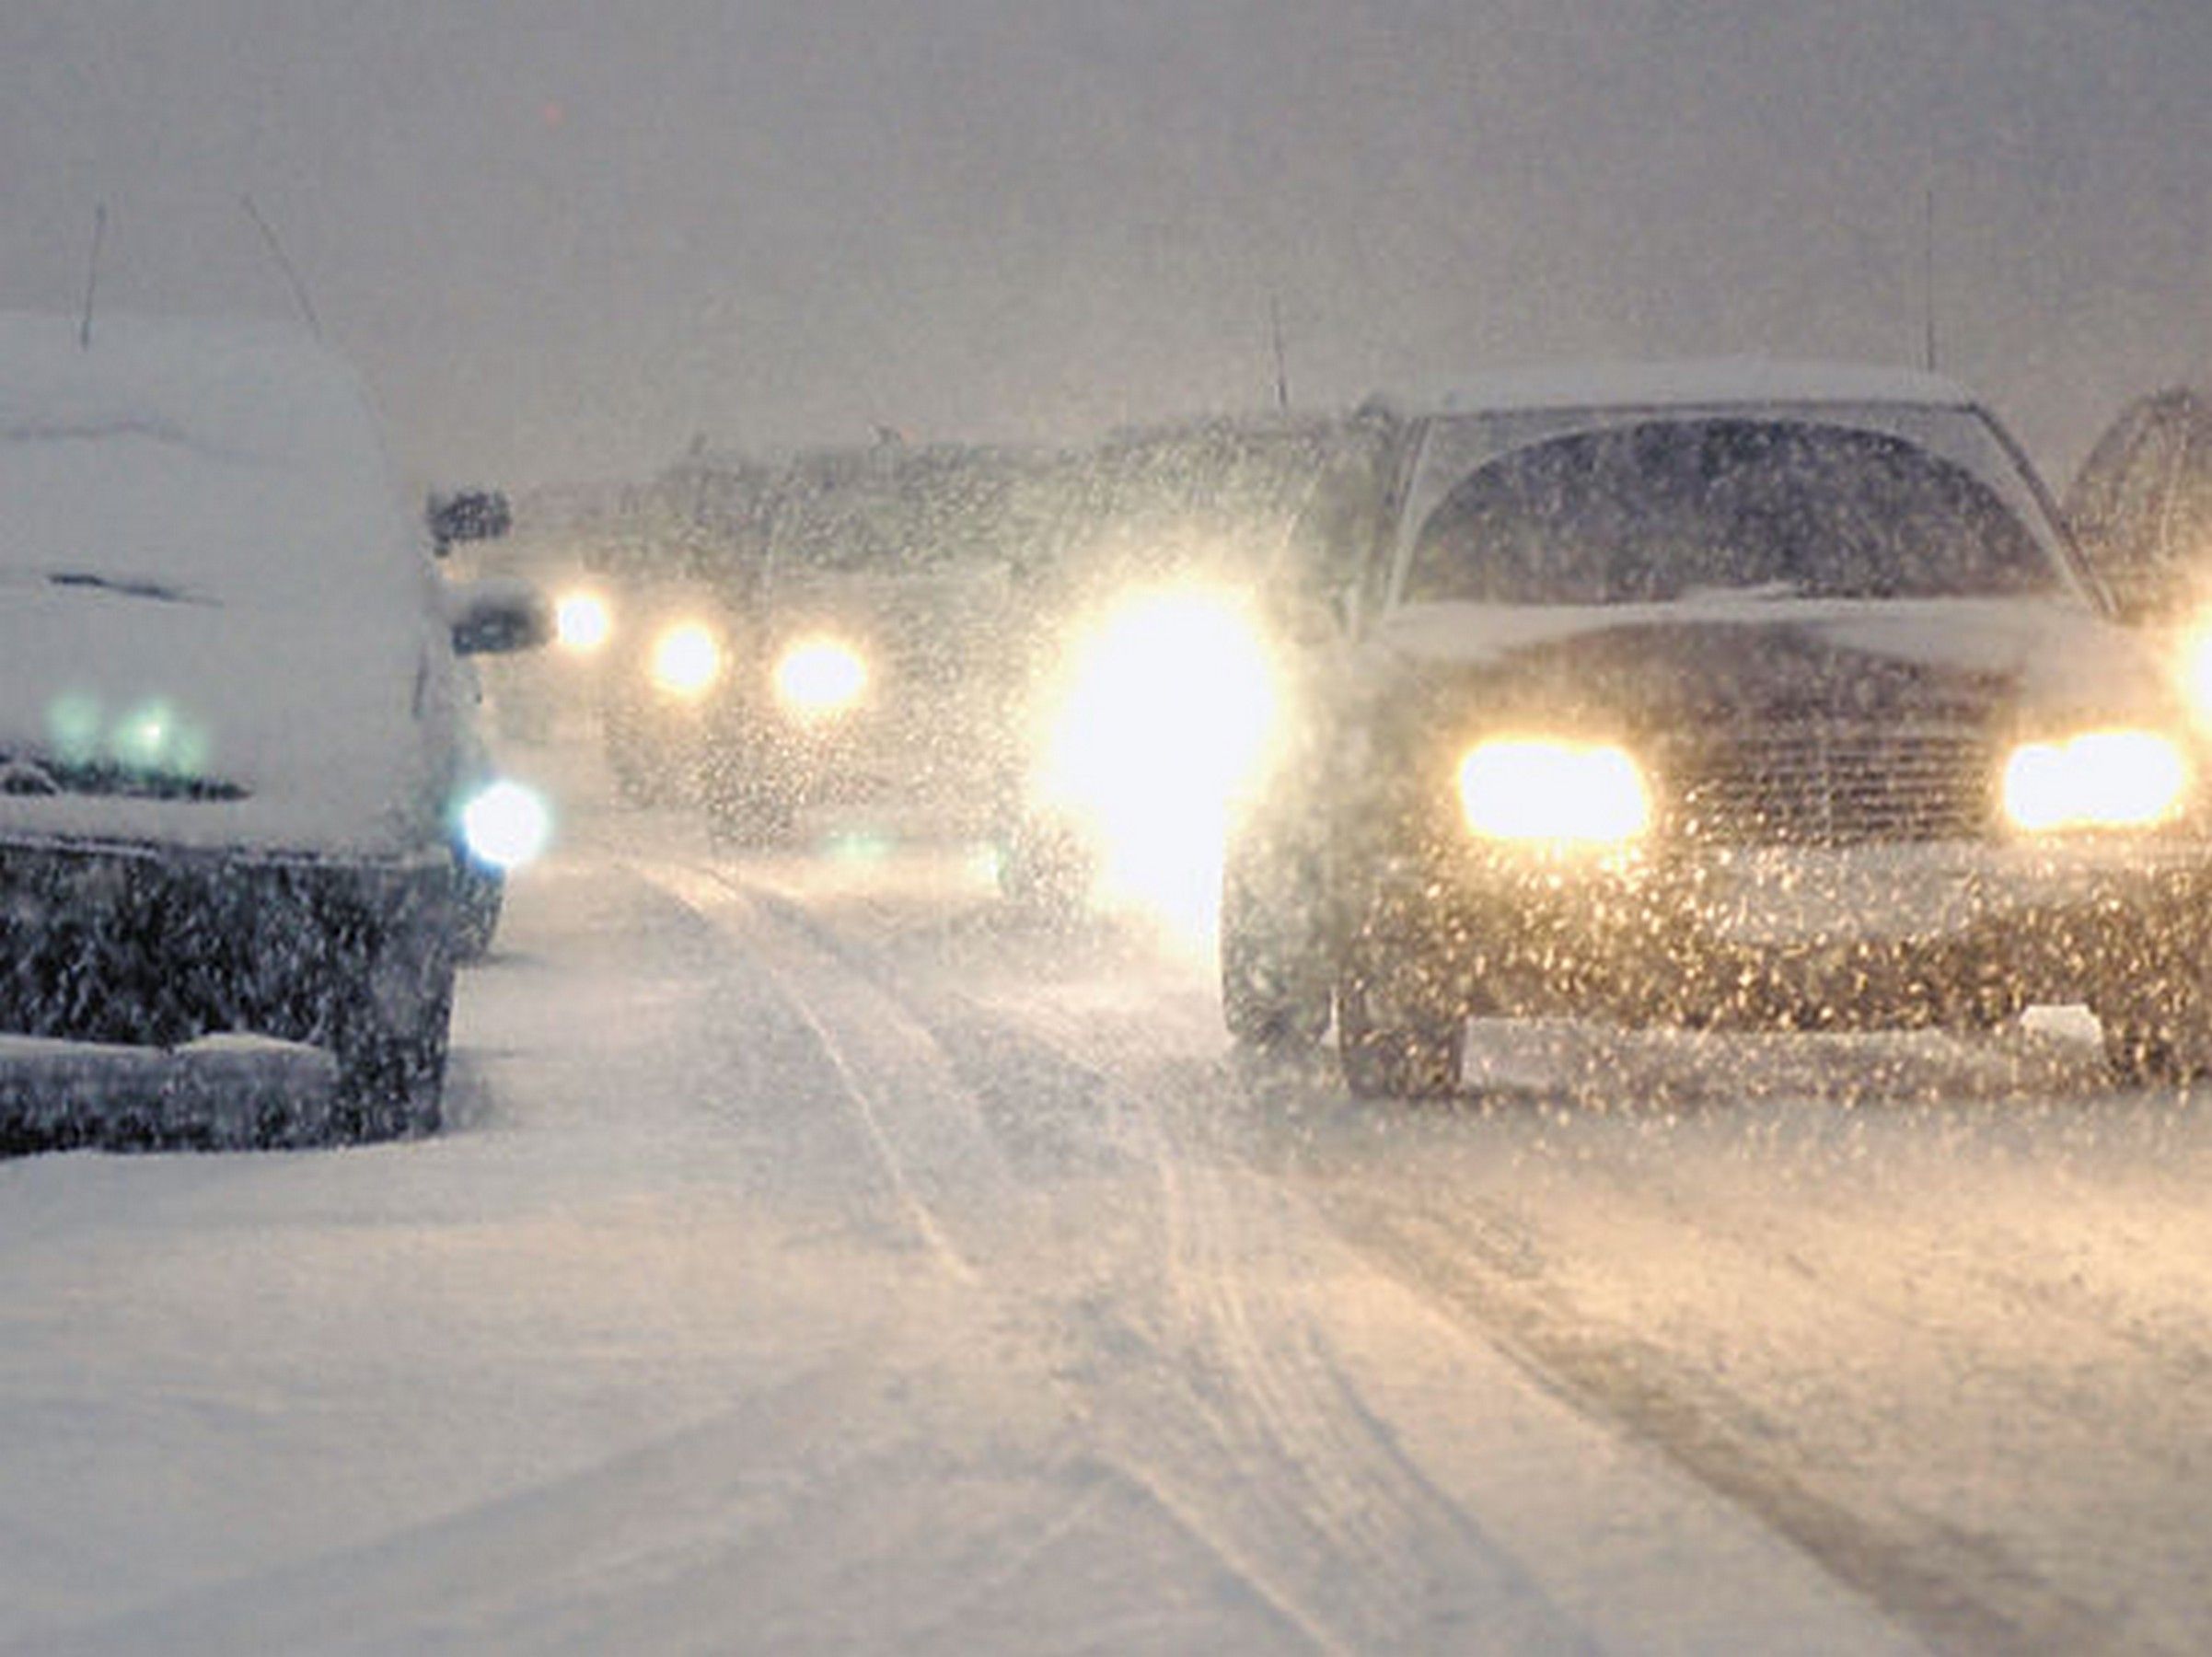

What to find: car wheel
left=333, top=916, right=457, bottom=1141
left=1220, top=834, right=1330, bottom=1048
left=1335, top=957, right=1462, bottom=1099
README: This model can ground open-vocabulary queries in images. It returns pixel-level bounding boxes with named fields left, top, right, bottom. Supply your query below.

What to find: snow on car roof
left=1415, top=359, right=1980, bottom=417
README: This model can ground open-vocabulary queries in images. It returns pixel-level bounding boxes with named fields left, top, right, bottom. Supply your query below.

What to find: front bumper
left=0, top=837, right=453, bottom=1053
left=1357, top=834, right=2212, bottom=1026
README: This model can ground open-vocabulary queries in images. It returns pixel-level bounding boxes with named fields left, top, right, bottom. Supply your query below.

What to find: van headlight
left=2000, top=729, right=2190, bottom=831
left=1457, top=738, right=1651, bottom=848
left=773, top=637, right=869, bottom=720
left=648, top=620, right=724, bottom=699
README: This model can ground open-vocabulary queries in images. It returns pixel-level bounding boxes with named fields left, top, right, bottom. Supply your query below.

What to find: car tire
left=1335, top=955, right=1462, bottom=1099
left=1220, top=835, right=1330, bottom=1048
left=333, top=911, right=457, bottom=1141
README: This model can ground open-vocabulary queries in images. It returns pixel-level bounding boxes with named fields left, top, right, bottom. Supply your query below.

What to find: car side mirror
left=447, top=576, right=552, bottom=655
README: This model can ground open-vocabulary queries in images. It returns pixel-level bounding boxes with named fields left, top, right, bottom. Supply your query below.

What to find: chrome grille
left=1667, top=724, right=1992, bottom=846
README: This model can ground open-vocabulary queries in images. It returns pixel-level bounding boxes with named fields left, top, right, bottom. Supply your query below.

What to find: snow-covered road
left=8, top=747, right=2212, bottom=1654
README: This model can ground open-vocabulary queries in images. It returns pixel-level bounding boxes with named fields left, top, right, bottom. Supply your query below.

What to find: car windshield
left=1403, top=417, right=2061, bottom=605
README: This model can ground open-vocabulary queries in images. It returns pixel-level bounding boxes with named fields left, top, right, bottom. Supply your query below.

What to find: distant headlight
left=773, top=637, right=869, bottom=720
left=648, top=620, right=724, bottom=699
left=460, top=780, right=552, bottom=869
left=2001, top=729, right=2190, bottom=832
left=1457, top=738, right=1651, bottom=848
left=554, top=590, right=612, bottom=654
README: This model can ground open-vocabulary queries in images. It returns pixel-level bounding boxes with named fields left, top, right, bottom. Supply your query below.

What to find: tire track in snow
left=944, top=1002, right=1589, bottom=1653
left=1313, top=1159, right=2111, bottom=1657
left=633, top=856, right=1023, bottom=1286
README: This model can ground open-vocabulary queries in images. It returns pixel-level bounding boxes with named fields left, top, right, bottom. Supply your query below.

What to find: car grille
left=1665, top=723, right=1993, bottom=846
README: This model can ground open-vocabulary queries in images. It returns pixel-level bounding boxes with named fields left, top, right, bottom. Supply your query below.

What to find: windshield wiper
left=45, top=570, right=214, bottom=606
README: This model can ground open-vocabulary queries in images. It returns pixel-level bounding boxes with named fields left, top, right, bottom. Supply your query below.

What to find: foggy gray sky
left=5, top=0, right=2209, bottom=493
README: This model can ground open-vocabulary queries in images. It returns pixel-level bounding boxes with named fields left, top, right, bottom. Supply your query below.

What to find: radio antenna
left=240, top=193, right=322, bottom=338
left=78, top=203, right=107, bottom=351
left=1269, top=293, right=1291, bottom=411
left=1921, top=185, right=1939, bottom=374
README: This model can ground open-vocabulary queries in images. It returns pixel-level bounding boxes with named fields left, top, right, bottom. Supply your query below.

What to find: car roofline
left=1370, top=359, right=1982, bottom=421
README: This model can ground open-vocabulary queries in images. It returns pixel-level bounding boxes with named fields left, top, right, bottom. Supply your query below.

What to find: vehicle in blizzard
left=696, top=443, right=1040, bottom=845
left=595, top=578, right=731, bottom=805
left=0, top=312, right=546, bottom=1144
left=1222, top=363, right=2212, bottom=1096
left=996, top=413, right=1363, bottom=910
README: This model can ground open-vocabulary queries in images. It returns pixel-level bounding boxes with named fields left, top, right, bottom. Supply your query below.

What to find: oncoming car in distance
left=1222, top=363, right=2212, bottom=1097
left=0, top=312, right=546, bottom=1145
left=596, top=581, right=731, bottom=805
left=697, top=443, right=1035, bottom=845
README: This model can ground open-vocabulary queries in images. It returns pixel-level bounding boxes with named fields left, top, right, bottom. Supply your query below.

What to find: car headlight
left=773, top=637, right=869, bottom=720
left=554, top=590, right=612, bottom=654
left=1457, top=738, right=1651, bottom=848
left=2000, top=728, right=2190, bottom=832
left=648, top=620, right=724, bottom=699
left=460, top=779, right=552, bottom=869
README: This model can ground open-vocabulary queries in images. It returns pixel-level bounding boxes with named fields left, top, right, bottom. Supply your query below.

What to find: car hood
left=1360, top=595, right=2181, bottom=736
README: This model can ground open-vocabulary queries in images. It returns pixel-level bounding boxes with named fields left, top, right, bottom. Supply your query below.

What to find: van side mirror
left=447, top=576, right=551, bottom=655
left=428, top=489, right=513, bottom=556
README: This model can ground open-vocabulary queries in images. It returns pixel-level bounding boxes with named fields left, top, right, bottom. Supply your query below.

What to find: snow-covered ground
left=7, top=735, right=2212, bottom=1653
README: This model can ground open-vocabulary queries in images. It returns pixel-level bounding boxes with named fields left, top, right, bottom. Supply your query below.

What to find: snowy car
left=0, top=311, right=545, bottom=1143
left=696, top=443, right=1034, bottom=845
left=1222, top=362, right=2212, bottom=1096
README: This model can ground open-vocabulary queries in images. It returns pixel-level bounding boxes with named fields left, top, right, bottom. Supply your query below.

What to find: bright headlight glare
left=648, top=620, right=723, bottom=699
left=774, top=638, right=869, bottom=718
left=554, top=590, right=612, bottom=653
left=1457, top=738, right=1651, bottom=847
left=461, top=780, right=552, bottom=870
left=2001, top=729, right=2189, bottom=832
left=1037, top=588, right=1280, bottom=812
left=1031, top=585, right=1280, bottom=937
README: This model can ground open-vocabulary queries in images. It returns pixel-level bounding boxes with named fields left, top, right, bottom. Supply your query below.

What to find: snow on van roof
left=0, top=309, right=383, bottom=467
left=1417, top=359, right=1980, bottom=417
left=0, top=312, right=445, bottom=856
